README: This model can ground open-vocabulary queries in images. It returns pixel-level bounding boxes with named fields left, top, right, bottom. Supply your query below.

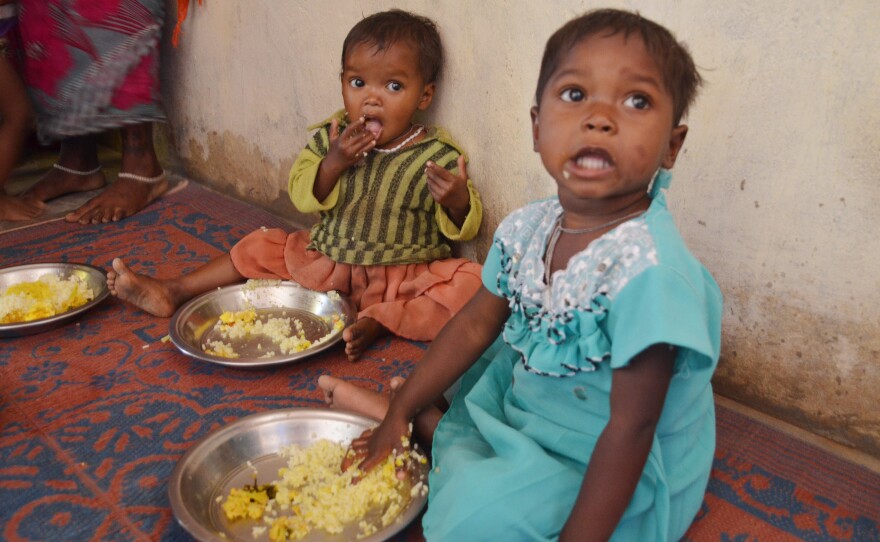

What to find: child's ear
left=662, top=124, right=688, bottom=169
left=530, top=106, right=540, bottom=152
left=417, top=83, right=436, bottom=111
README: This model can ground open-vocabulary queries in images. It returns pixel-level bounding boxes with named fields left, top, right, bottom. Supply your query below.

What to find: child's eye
left=349, top=78, right=365, bottom=88
left=386, top=81, right=403, bottom=92
left=624, top=94, right=651, bottom=110
left=560, top=88, right=585, bottom=102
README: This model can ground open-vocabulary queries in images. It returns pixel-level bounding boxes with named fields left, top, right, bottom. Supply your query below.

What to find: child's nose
left=582, top=107, right=615, bottom=133
left=363, top=89, right=381, bottom=106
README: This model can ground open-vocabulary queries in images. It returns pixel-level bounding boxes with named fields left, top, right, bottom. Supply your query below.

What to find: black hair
left=535, top=9, right=703, bottom=124
left=342, top=9, right=443, bottom=84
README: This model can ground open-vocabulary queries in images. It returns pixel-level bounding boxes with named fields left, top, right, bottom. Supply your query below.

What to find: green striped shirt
left=288, top=113, right=483, bottom=266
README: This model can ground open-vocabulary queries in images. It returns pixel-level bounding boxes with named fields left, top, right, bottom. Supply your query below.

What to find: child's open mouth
left=363, top=117, right=383, bottom=140
left=573, top=148, right=613, bottom=171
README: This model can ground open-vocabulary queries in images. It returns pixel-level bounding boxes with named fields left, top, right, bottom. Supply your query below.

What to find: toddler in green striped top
left=108, top=9, right=484, bottom=361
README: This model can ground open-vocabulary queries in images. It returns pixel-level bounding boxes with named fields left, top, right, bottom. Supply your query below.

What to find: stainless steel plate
left=168, top=408, right=429, bottom=542
left=0, top=262, right=110, bottom=338
left=169, top=281, right=356, bottom=368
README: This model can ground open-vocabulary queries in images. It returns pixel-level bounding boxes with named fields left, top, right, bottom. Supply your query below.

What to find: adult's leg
left=66, top=122, right=168, bottom=224
left=0, top=54, right=42, bottom=220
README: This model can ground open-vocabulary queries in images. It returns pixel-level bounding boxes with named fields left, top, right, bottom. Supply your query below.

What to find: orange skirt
left=229, top=228, right=482, bottom=341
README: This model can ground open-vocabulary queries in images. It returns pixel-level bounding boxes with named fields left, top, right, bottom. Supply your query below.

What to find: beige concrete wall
left=160, top=1, right=880, bottom=456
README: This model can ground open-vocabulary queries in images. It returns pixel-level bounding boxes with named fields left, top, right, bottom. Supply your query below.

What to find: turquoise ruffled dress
left=423, top=170, right=723, bottom=541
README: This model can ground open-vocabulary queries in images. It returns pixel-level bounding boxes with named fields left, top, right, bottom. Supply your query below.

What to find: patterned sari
left=17, top=0, right=165, bottom=142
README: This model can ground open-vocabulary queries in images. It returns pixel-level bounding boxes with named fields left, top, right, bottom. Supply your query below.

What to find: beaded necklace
left=374, top=125, right=424, bottom=154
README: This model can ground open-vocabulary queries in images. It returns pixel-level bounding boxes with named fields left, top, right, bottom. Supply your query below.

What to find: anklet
left=118, top=170, right=166, bottom=184
left=53, top=163, right=102, bottom=176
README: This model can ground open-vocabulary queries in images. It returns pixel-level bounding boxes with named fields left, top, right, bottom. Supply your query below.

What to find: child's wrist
left=450, top=201, right=470, bottom=217
left=386, top=397, right=418, bottom=423
left=319, top=156, right=345, bottom=180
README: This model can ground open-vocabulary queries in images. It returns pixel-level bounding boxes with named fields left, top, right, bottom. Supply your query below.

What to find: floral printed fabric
left=17, top=0, right=165, bottom=142
left=491, top=196, right=659, bottom=376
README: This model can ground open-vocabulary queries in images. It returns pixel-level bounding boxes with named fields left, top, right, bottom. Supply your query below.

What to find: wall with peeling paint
left=159, top=1, right=880, bottom=455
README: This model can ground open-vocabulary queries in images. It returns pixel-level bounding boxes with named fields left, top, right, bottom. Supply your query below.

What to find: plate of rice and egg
left=168, top=408, right=430, bottom=542
left=169, top=280, right=356, bottom=368
left=0, top=262, right=109, bottom=337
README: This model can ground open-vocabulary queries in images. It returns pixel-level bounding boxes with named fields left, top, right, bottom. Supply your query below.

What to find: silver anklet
left=53, top=163, right=102, bottom=176
left=117, top=170, right=166, bottom=184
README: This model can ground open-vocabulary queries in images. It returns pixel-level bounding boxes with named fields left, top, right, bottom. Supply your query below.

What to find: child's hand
left=342, top=412, right=413, bottom=481
left=426, top=155, right=471, bottom=226
left=313, top=117, right=376, bottom=201
left=325, top=116, right=377, bottom=172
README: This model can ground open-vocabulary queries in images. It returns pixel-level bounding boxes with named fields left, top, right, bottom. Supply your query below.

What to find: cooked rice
left=0, top=273, right=95, bottom=324
left=222, top=439, right=428, bottom=541
left=204, top=309, right=345, bottom=359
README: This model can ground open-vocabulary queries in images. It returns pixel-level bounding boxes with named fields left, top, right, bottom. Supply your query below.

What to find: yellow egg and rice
left=223, top=439, right=429, bottom=541
left=0, top=273, right=96, bottom=324
left=204, top=309, right=345, bottom=359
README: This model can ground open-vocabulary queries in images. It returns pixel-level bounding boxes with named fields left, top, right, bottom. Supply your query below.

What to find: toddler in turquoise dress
left=325, top=8, right=722, bottom=541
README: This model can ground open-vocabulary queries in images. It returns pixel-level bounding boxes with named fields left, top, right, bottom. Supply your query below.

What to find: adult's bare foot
left=24, top=134, right=105, bottom=204
left=342, top=317, right=388, bottom=361
left=24, top=166, right=106, bottom=203
left=66, top=173, right=168, bottom=224
left=68, top=121, right=170, bottom=225
left=318, top=375, right=391, bottom=420
left=0, top=194, right=45, bottom=221
left=107, top=257, right=180, bottom=317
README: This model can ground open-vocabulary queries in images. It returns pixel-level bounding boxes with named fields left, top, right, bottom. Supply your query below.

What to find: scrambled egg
left=204, top=310, right=345, bottom=359
left=222, top=487, right=271, bottom=520
left=0, top=274, right=95, bottom=324
left=222, top=439, right=428, bottom=541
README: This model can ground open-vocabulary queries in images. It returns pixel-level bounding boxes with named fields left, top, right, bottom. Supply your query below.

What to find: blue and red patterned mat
left=1, top=183, right=877, bottom=541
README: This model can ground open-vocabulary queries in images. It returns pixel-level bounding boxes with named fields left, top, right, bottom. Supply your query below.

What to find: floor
left=715, top=395, right=880, bottom=474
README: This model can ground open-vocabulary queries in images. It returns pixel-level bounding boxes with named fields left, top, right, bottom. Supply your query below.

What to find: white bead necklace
left=374, top=125, right=424, bottom=154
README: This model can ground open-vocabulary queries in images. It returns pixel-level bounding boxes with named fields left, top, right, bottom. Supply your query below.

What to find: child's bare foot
left=318, top=375, right=391, bottom=420
left=320, top=375, right=441, bottom=452
left=107, top=257, right=180, bottom=317
left=342, top=317, right=388, bottom=361
left=66, top=173, right=168, bottom=225
left=0, top=194, right=45, bottom=221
